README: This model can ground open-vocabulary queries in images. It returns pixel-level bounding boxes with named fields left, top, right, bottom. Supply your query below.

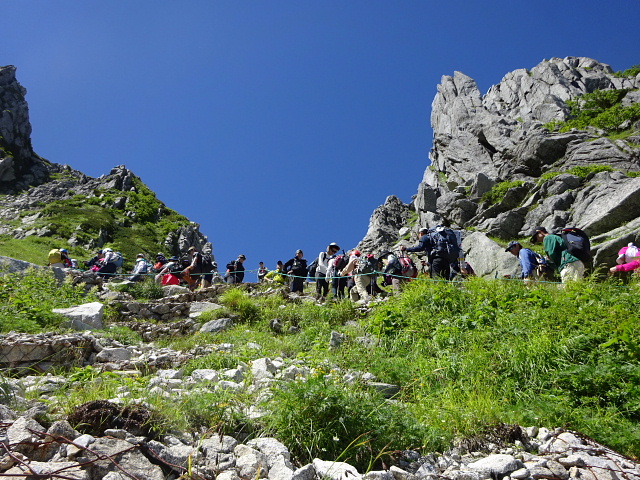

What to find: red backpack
left=398, top=255, right=418, bottom=279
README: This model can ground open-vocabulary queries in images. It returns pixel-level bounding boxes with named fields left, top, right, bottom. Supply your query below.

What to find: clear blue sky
left=3, top=1, right=638, bottom=277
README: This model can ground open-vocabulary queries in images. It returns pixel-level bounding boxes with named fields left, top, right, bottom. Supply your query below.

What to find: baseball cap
left=238, top=254, right=246, bottom=259
left=505, top=241, right=520, bottom=252
left=530, top=226, right=548, bottom=243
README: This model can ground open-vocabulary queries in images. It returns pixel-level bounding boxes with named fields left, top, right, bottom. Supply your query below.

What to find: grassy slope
left=4, top=271, right=640, bottom=467
left=0, top=176, right=193, bottom=268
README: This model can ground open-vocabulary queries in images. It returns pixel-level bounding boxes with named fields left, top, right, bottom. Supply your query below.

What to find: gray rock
left=462, top=231, right=520, bottom=278
left=189, top=301, right=224, bottom=319
left=201, top=435, right=239, bottom=456
left=467, top=454, right=523, bottom=477
left=313, top=458, right=362, bottom=480
left=95, top=347, right=132, bottom=363
left=78, top=437, right=164, bottom=480
left=291, top=464, right=317, bottom=480
left=53, top=302, right=104, bottom=330
left=199, top=317, right=234, bottom=334
left=4, top=461, right=88, bottom=479
left=235, top=444, right=270, bottom=478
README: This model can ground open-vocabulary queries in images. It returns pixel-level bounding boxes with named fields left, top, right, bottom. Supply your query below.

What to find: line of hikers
left=47, top=223, right=639, bottom=300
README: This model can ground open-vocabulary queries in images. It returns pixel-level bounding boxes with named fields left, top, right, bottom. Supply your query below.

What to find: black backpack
left=560, top=227, right=591, bottom=263
left=428, top=227, right=461, bottom=263
left=226, top=260, right=238, bottom=271
left=308, top=257, right=319, bottom=278
left=201, top=253, right=214, bottom=273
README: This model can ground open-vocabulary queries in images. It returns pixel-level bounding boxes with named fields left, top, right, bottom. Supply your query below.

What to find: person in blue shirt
left=505, top=241, right=539, bottom=281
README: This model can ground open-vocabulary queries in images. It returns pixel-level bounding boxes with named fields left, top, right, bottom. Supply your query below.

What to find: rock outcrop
left=0, top=66, right=51, bottom=192
left=0, top=65, right=212, bottom=260
left=359, top=57, right=640, bottom=274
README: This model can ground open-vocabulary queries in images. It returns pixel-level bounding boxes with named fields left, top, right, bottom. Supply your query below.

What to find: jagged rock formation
left=0, top=66, right=212, bottom=261
left=360, top=57, right=640, bottom=272
left=0, top=66, right=51, bottom=191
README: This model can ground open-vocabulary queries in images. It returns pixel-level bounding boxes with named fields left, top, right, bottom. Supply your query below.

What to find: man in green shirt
left=531, top=226, right=585, bottom=282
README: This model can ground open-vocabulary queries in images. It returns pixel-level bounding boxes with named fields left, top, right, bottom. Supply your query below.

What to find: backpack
left=48, top=249, right=62, bottom=265
left=532, top=251, right=553, bottom=278
left=560, top=227, right=591, bottom=263
left=113, top=252, right=124, bottom=269
left=397, top=255, right=418, bottom=279
left=355, top=254, right=377, bottom=275
left=201, top=253, right=214, bottom=273
left=168, top=261, right=185, bottom=278
left=428, top=227, right=461, bottom=263
left=332, top=254, right=348, bottom=272
left=308, top=257, right=319, bottom=278
left=226, top=260, right=238, bottom=272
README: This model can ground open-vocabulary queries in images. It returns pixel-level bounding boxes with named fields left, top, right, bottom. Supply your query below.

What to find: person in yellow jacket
left=264, top=261, right=286, bottom=285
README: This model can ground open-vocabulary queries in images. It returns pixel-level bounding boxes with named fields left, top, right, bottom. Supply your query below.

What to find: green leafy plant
left=481, top=180, right=525, bottom=205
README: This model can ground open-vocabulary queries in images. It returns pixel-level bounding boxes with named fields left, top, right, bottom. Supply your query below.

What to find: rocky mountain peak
left=0, top=65, right=50, bottom=192
left=360, top=57, right=640, bottom=274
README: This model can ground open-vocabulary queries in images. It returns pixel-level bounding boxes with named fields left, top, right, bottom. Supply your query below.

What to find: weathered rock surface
left=359, top=57, right=640, bottom=276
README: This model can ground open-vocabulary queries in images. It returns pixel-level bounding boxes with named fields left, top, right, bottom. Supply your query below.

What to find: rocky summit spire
left=359, top=57, right=640, bottom=273
left=0, top=65, right=51, bottom=193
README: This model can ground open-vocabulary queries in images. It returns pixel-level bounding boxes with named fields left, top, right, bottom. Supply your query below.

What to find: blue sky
left=2, top=1, right=638, bottom=277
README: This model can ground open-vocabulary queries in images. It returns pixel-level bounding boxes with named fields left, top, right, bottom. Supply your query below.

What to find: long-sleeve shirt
left=518, top=248, right=538, bottom=279
left=614, top=259, right=640, bottom=272
left=543, top=234, right=580, bottom=272
left=406, top=234, right=432, bottom=254
left=316, top=252, right=331, bottom=275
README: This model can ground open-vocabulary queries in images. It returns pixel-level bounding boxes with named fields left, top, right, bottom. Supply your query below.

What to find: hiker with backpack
left=313, top=243, right=340, bottom=301
left=341, top=250, right=377, bottom=305
left=378, top=251, right=404, bottom=293
left=530, top=226, right=586, bottom=283
left=128, top=253, right=149, bottom=282
left=284, top=250, right=308, bottom=294
left=155, top=255, right=182, bottom=285
left=505, top=241, right=541, bottom=283
left=96, top=248, right=120, bottom=279
left=225, top=254, right=246, bottom=284
left=326, top=250, right=349, bottom=300
left=402, top=226, right=460, bottom=280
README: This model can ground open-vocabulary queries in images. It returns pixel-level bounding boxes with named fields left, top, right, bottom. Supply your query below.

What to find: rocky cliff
left=359, top=57, right=640, bottom=274
left=0, top=65, right=211, bottom=265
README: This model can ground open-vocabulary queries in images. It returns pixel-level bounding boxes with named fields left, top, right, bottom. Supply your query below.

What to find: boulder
left=53, top=302, right=105, bottom=330
left=462, top=232, right=520, bottom=278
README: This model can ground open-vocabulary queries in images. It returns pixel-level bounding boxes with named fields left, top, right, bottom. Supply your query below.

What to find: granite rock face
left=0, top=66, right=51, bottom=192
left=360, top=57, right=640, bottom=275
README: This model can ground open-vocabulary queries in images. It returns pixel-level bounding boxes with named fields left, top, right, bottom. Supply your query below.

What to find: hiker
left=284, top=250, right=308, bottom=294
left=610, top=243, right=640, bottom=275
left=96, top=248, right=119, bottom=279
left=379, top=251, right=404, bottom=293
left=401, top=227, right=458, bottom=279
left=326, top=251, right=348, bottom=300
left=225, top=254, right=246, bottom=284
left=48, top=248, right=71, bottom=268
left=128, top=253, right=149, bottom=282
left=530, top=226, right=585, bottom=282
left=155, top=256, right=181, bottom=285
left=257, top=262, right=268, bottom=283
left=152, top=253, right=168, bottom=273
left=315, top=243, right=340, bottom=301
left=181, top=247, right=200, bottom=290
left=84, top=251, right=102, bottom=270
left=341, top=250, right=376, bottom=304
left=196, top=248, right=216, bottom=289
left=505, top=241, right=539, bottom=282
left=264, top=261, right=286, bottom=285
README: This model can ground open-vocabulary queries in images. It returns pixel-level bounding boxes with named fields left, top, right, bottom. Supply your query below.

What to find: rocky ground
left=1, top=267, right=639, bottom=480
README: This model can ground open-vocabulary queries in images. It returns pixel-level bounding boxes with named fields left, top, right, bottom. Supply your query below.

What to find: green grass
left=9, top=270, right=640, bottom=464
left=544, top=88, right=640, bottom=133
left=481, top=180, right=525, bottom=205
